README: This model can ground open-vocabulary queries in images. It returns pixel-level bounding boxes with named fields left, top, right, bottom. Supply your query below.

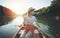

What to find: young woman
left=20, top=7, right=45, bottom=38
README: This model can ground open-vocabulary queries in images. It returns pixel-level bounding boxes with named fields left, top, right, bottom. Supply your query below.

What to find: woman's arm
left=34, top=16, right=40, bottom=28
left=36, top=20, right=40, bottom=27
left=34, top=17, right=46, bottom=38
left=18, top=16, right=27, bottom=28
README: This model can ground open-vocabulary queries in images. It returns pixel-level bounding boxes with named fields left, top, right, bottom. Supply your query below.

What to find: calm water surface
left=0, top=16, right=51, bottom=38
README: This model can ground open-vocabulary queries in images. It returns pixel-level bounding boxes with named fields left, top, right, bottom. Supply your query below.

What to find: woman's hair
left=28, top=7, right=35, bottom=13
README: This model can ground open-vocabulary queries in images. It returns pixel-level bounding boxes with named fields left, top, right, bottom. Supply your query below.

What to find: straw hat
left=28, top=7, right=35, bottom=11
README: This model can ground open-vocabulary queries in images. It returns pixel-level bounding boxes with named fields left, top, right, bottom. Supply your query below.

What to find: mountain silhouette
left=0, top=5, right=17, bottom=26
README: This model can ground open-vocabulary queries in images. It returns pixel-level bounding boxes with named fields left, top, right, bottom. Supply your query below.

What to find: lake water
left=0, top=16, right=52, bottom=38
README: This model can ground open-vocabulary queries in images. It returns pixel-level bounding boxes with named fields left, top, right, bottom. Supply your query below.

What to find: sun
left=10, top=2, right=27, bottom=15
left=6, top=0, right=28, bottom=15
left=4, top=0, right=29, bottom=26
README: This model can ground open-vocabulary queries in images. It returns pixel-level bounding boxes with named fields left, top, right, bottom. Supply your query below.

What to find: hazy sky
left=0, top=0, right=53, bottom=15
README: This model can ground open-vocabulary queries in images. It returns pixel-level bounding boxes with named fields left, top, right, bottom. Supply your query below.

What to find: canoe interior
left=14, top=30, right=43, bottom=38
left=13, top=27, right=44, bottom=38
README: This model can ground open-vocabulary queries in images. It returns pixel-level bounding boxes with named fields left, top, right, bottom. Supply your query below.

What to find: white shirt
left=24, top=15, right=36, bottom=24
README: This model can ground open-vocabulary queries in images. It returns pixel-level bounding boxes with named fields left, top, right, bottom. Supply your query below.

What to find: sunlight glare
left=6, top=0, right=28, bottom=15
left=11, top=16, right=24, bottom=26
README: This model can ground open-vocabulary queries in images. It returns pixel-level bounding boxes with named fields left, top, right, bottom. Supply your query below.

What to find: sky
left=0, top=0, right=53, bottom=15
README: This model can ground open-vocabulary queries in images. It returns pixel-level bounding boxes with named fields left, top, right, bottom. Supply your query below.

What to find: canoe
left=12, top=27, right=45, bottom=38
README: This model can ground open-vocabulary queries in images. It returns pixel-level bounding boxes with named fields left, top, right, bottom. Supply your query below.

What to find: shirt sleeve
left=23, top=16, right=28, bottom=25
